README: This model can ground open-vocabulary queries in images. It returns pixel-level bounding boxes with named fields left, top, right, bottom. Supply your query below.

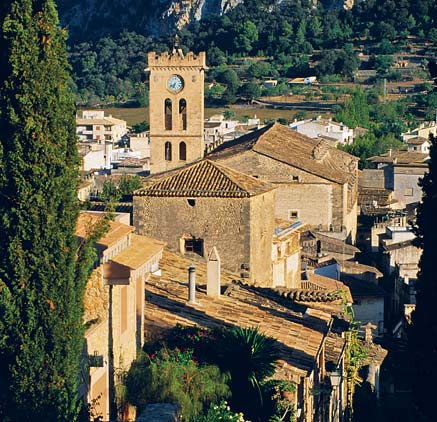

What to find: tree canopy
left=410, top=134, right=437, bottom=421
left=0, top=1, right=95, bottom=420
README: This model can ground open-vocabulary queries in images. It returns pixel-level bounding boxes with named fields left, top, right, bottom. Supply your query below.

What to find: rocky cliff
left=57, top=0, right=243, bottom=41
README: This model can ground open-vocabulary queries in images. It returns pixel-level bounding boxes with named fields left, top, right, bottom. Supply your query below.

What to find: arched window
left=165, top=99, right=172, bottom=130
left=165, top=141, right=172, bottom=161
left=179, top=99, right=187, bottom=131
left=179, top=141, right=187, bottom=161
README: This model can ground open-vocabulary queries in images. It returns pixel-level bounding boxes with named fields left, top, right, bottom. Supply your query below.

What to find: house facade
left=76, top=110, right=127, bottom=143
left=76, top=213, right=165, bottom=421
left=290, top=117, right=354, bottom=145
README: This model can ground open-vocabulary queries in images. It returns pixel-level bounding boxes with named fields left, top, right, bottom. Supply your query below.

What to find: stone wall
left=249, top=190, right=276, bottom=285
left=359, top=169, right=385, bottom=189
left=134, top=195, right=251, bottom=275
left=393, top=165, right=426, bottom=207
left=215, top=149, right=357, bottom=240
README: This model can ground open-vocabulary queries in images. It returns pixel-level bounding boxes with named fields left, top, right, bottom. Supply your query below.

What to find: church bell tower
left=147, top=47, right=207, bottom=174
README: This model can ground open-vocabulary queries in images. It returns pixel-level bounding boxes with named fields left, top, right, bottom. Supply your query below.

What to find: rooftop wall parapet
left=147, top=50, right=207, bottom=68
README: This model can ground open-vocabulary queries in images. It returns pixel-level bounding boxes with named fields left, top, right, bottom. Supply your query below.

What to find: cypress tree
left=0, top=1, right=92, bottom=420
left=411, top=134, right=437, bottom=422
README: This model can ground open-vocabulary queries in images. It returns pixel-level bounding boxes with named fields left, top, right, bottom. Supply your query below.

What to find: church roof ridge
left=208, top=122, right=357, bottom=185
left=135, top=159, right=274, bottom=198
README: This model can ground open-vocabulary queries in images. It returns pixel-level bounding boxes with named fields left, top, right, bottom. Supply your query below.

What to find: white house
left=129, top=132, right=151, bottom=159
left=290, top=116, right=354, bottom=145
left=405, top=136, right=430, bottom=153
left=401, top=121, right=437, bottom=143
left=76, top=110, right=127, bottom=144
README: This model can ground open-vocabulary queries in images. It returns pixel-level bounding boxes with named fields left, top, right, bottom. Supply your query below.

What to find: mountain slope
left=57, top=0, right=242, bottom=40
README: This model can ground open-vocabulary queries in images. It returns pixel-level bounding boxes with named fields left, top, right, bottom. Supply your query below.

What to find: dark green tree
left=125, top=348, right=230, bottom=420
left=218, top=327, right=279, bottom=421
left=0, top=1, right=96, bottom=421
left=410, top=134, right=437, bottom=422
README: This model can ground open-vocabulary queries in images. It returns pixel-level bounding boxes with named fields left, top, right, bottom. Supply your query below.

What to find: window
left=185, top=238, right=203, bottom=257
left=165, top=98, right=172, bottom=130
left=179, top=141, right=187, bottom=161
left=187, top=198, right=195, bottom=207
left=288, top=210, right=299, bottom=219
left=165, top=141, right=172, bottom=161
left=179, top=99, right=187, bottom=130
left=96, top=126, right=101, bottom=130
left=291, top=175, right=300, bottom=182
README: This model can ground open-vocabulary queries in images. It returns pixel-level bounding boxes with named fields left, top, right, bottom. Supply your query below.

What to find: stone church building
left=207, top=122, right=359, bottom=243
left=134, top=159, right=278, bottom=285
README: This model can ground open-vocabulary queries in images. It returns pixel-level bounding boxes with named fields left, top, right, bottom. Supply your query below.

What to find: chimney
left=188, top=264, right=197, bottom=304
left=207, top=247, right=221, bottom=298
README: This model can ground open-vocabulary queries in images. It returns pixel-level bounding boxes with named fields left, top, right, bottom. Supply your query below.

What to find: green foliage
left=374, top=55, right=394, bottom=77
left=239, top=81, right=262, bottom=101
left=101, top=178, right=122, bottom=202
left=125, top=348, right=230, bottom=421
left=336, top=90, right=370, bottom=129
left=101, top=174, right=143, bottom=201
left=316, top=49, right=359, bottom=79
left=340, top=132, right=403, bottom=169
left=118, top=174, right=143, bottom=195
left=340, top=295, right=368, bottom=421
left=131, top=120, right=149, bottom=133
left=62, top=0, right=437, bottom=103
left=194, top=401, right=250, bottom=422
left=410, top=134, right=437, bottom=421
left=162, top=325, right=283, bottom=422
left=218, top=327, right=279, bottom=421
left=0, top=1, right=97, bottom=420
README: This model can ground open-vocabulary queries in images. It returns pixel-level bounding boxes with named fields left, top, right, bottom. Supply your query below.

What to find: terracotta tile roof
left=143, top=250, right=345, bottom=378
left=145, top=274, right=332, bottom=378
left=309, top=231, right=360, bottom=256
left=337, top=259, right=383, bottom=278
left=76, top=212, right=134, bottom=247
left=87, top=202, right=134, bottom=215
left=135, top=159, right=274, bottom=198
left=358, top=189, right=394, bottom=207
left=304, top=273, right=353, bottom=303
left=368, top=150, right=428, bottom=165
left=208, top=123, right=357, bottom=185
left=406, top=136, right=429, bottom=145
left=157, top=249, right=242, bottom=285
left=382, top=239, right=416, bottom=251
left=111, top=234, right=165, bottom=269
left=325, top=332, right=346, bottom=367
left=117, top=158, right=148, bottom=167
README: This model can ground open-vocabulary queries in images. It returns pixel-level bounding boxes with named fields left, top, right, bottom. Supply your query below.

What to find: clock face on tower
left=167, top=75, right=184, bottom=93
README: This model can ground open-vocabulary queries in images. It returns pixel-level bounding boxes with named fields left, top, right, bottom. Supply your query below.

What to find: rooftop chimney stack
left=188, top=264, right=197, bottom=304
left=207, top=246, right=221, bottom=298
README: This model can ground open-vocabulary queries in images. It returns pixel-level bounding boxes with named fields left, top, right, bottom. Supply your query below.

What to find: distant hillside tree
left=410, top=134, right=437, bottom=422
left=0, top=1, right=97, bottom=421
